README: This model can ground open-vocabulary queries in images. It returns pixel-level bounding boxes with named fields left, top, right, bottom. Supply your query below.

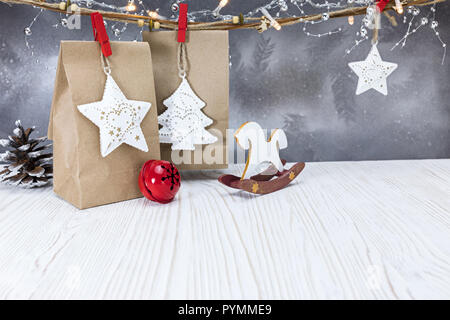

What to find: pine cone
left=0, top=120, right=53, bottom=188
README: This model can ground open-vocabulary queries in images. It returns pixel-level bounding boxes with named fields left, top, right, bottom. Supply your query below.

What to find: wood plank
left=0, top=159, right=448, bottom=299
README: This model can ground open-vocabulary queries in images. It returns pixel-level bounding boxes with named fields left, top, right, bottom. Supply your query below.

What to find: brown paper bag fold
left=48, top=41, right=160, bottom=209
left=143, top=31, right=229, bottom=170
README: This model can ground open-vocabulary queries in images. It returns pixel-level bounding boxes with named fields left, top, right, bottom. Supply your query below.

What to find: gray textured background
left=0, top=1, right=449, bottom=162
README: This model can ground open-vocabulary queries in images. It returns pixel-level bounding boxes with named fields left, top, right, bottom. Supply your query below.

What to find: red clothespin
left=178, top=3, right=188, bottom=43
left=376, top=0, right=390, bottom=12
left=90, top=12, right=112, bottom=57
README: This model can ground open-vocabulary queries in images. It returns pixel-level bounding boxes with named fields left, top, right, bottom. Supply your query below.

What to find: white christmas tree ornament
left=77, top=74, right=151, bottom=157
left=158, top=43, right=217, bottom=151
left=348, top=43, right=398, bottom=95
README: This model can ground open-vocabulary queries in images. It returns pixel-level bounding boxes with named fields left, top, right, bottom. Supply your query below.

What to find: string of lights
left=0, top=0, right=447, bottom=62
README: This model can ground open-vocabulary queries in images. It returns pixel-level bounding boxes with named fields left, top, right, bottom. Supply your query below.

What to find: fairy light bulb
left=395, top=0, right=404, bottom=14
left=271, top=20, right=282, bottom=31
left=126, top=0, right=136, bottom=12
left=260, top=7, right=282, bottom=31
left=348, top=16, right=354, bottom=25
left=213, top=0, right=229, bottom=17
left=147, top=11, right=160, bottom=20
left=219, top=0, right=229, bottom=7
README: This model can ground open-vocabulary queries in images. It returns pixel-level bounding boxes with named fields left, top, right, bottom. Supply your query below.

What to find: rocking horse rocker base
left=219, top=160, right=306, bottom=195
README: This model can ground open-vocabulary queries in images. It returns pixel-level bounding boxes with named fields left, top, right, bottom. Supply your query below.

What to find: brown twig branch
left=0, top=0, right=446, bottom=31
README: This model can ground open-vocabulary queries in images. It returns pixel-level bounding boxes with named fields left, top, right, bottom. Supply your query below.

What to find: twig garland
left=0, top=0, right=446, bottom=31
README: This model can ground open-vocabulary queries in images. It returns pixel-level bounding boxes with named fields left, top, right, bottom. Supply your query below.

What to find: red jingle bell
left=139, top=160, right=181, bottom=204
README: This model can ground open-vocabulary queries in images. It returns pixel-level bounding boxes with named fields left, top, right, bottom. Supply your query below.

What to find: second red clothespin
left=178, top=3, right=188, bottom=43
left=376, top=0, right=389, bottom=12
left=91, top=12, right=112, bottom=57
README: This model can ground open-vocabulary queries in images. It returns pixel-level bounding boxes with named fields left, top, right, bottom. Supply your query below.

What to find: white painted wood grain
left=0, top=159, right=449, bottom=299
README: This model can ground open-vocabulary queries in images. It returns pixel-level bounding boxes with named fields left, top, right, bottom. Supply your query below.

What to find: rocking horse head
left=234, top=122, right=288, bottom=178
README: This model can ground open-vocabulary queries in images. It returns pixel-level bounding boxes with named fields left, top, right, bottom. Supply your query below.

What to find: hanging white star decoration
left=158, top=78, right=217, bottom=151
left=77, top=75, right=151, bottom=157
left=348, top=44, right=398, bottom=95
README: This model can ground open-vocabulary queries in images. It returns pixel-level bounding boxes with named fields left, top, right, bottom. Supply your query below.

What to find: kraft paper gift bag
left=48, top=41, right=160, bottom=209
left=142, top=31, right=229, bottom=170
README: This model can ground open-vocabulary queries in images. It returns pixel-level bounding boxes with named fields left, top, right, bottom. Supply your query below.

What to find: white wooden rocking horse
left=219, top=121, right=305, bottom=194
left=234, top=121, right=288, bottom=179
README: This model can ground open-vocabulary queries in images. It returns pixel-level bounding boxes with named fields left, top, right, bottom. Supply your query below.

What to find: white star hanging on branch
left=78, top=75, right=151, bottom=157
left=348, top=44, right=398, bottom=95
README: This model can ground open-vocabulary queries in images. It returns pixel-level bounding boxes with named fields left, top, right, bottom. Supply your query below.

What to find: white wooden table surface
left=0, top=159, right=449, bottom=300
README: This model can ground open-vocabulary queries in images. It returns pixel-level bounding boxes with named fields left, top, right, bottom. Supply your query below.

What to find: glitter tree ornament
left=158, top=43, right=217, bottom=151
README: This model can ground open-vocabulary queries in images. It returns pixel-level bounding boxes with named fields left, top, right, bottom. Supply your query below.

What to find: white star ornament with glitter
left=348, top=44, right=398, bottom=96
left=77, top=75, right=151, bottom=157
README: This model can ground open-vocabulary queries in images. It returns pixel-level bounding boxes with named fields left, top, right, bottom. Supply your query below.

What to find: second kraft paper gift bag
left=143, top=31, right=229, bottom=170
